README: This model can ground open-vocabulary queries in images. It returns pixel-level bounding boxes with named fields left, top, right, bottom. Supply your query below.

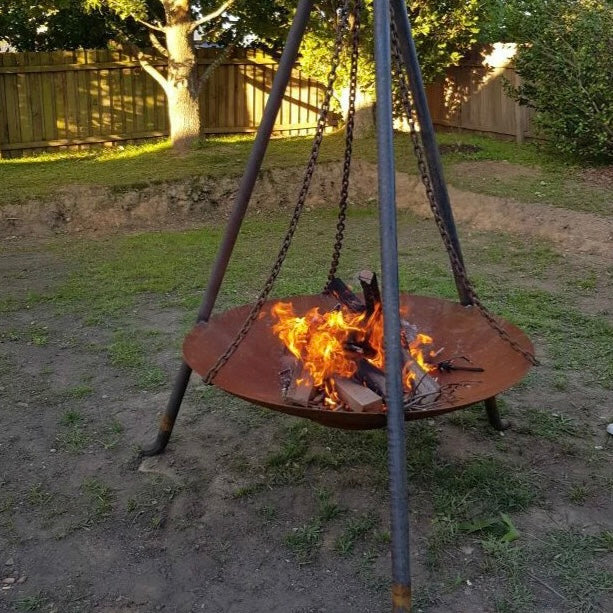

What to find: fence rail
left=0, top=48, right=326, bottom=157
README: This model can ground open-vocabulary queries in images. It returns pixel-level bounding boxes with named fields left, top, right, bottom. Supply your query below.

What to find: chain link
left=390, top=17, right=538, bottom=366
left=326, top=0, right=362, bottom=286
left=202, top=1, right=353, bottom=384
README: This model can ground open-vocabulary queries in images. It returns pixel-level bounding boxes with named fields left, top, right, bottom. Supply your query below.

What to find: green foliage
left=0, top=0, right=147, bottom=51
left=507, top=0, right=613, bottom=162
left=298, top=0, right=485, bottom=97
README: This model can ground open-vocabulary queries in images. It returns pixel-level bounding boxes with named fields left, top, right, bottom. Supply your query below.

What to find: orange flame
left=271, top=300, right=435, bottom=407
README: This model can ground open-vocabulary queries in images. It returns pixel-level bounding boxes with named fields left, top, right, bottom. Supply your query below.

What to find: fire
left=271, top=300, right=436, bottom=409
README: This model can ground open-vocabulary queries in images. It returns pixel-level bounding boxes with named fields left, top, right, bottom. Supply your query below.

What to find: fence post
left=514, top=71, right=525, bottom=144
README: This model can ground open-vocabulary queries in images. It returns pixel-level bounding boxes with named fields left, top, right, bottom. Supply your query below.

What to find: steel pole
left=389, top=0, right=471, bottom=306
left=374, top=0, right=412, bottom=610
left=142, top=0, right=315, bottom=456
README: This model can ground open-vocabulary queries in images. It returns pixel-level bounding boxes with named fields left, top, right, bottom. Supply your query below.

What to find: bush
left=508, top=0, right=613, bottom=163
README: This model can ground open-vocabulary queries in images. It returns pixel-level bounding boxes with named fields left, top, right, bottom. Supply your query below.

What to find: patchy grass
left=107, top=330, right=168, bottom=390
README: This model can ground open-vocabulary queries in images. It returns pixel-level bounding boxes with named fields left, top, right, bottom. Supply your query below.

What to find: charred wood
left=326, top=277, right=366, bottom=313
left=355, top=359, right=387, bottom=398
left=358, top=270, right=381, bottom=316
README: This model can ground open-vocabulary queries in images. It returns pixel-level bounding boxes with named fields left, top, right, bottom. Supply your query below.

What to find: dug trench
left=1, top=159, right=612, bottom=261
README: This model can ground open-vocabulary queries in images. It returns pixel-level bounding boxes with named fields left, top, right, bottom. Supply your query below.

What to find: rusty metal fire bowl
left=183, top=293, right=533, bottom=430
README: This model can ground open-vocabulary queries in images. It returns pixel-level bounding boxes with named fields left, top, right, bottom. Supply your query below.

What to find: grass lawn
left=1, top=202, right=611, bottom=611
left=1, top=130, right=611, bottom=216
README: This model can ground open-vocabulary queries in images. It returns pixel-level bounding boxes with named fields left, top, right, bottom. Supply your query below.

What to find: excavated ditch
left=1, top=160, right=611, bottom=259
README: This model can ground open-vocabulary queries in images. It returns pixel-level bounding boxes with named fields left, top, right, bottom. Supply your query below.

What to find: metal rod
left=389, top=0, right=471, bottom=306
left=141, top=0, right=315, bottom=456
left=374, top=1, right=411, bottom=610
left=484, top=396, right=510, bottom=431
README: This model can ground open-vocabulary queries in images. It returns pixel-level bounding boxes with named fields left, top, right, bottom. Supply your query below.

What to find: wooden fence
left=426, top=43, right=536, bottom=142
left=0, top=44, right=536, bottom=157
left=0, top=48, right=326, bottom=157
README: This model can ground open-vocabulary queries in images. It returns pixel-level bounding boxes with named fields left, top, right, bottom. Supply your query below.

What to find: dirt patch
left=579, top=165, right=613, bottom=189
left=2, top=160, right=611, bottom=261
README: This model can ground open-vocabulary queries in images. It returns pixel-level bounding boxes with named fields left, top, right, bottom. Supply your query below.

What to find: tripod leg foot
left=141, top=361, right=192, bottom=456
left=484, top=396, right=510, bottom=431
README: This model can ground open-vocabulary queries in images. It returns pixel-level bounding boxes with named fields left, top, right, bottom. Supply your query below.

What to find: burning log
left=327, top=277, right=366, bottom=313
left=335, top=377, right=383, bottom=413
left=403, top=360, right=440, bottom=406
left=280, top=354, right=314, bottom=407
left=356, top=359, right=386, bottom=398
left=358, top=270, right=381, bottom=316
left=286, top=366, right=315, bottom=407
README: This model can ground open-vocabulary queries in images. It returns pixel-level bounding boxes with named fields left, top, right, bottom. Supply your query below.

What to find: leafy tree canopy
left=297, top=0, right=487, bottom=92
left=0, top=0, right=148, bottom=51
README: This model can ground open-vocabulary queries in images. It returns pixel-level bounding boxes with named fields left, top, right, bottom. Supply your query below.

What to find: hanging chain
left=389, top=17, right=538, bottom=366
left=326, top=0, right=362, bottom=287
left=202, top=1, right=353, bottom=385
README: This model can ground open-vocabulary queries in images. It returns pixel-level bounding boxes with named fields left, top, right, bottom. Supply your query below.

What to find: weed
left=257, top=504, right=277, bottom=523
left=29, top=325, right=49, bottom=347
left=285, top=518, right=322, bottom=564
left=61, top=384, right=94, bottom=399
left=232, top=483, right=265, bottom=499
left=99, top=420, right=123, bottom=450
left=316, top=489, right=342, bottom=522
left=60, top=410, right=83, bottom=426
left=81, top=478, right=114, bottom=519
left=27, top=483, right=53, bottom=507
left=568, top=485, right=590, bottom=505
left=56, top=425, right=90, bottom=452
left=15, top=595, right=48, bottom=611
left=335, top=512, right=378, bottom=556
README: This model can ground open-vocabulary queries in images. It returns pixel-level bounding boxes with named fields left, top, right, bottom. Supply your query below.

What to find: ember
left=271, top=272, right=440, bottom=411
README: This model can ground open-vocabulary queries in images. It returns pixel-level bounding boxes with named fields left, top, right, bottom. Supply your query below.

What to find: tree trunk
left=164, top=10, right=201, bottom=153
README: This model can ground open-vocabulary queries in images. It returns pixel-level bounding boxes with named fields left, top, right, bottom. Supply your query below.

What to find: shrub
left=508, top=0, right=613, bottom=162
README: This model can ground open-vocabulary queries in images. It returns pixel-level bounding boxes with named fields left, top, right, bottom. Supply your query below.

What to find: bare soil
left=0, top=172, right=612, bottom=612
left=1, top=160, right=611, bottom=261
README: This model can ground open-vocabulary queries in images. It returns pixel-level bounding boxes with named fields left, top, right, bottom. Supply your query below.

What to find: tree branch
left=197, top=43, right=236, bottom=94
left=189, top=0, right=234, bottom=33
left=118, top=39, right=169, bottom=95
left=139, top=56, right=169, bottom=94
left=149, top=31, right=168, bottom=58
left=135, top=17, right=165, bottom=33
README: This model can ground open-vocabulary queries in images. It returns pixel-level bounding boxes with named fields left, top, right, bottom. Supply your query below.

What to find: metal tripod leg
left=140, top=0, right=316, bottom=456
left=374, top=1, right=412, bottom=610
left=485, top=396, right=510, bottom=431
left=389, top=0, right=471, bottom=307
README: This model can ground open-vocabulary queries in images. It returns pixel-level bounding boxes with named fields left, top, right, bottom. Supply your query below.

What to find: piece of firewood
left=358, top=270, right=381, bottom=316
left=286, top=365, right=314, bottom=407
left=400, top=319, right=418, bottom=346
left=279, top=354, right=298, bottom=396
left=327, top=277, right=365, bottom=313
left=403, top=360, right=440, bottom=405
left=335, top=377, right=383, bottom=413
left=355, top=359, right=386, bottom=398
